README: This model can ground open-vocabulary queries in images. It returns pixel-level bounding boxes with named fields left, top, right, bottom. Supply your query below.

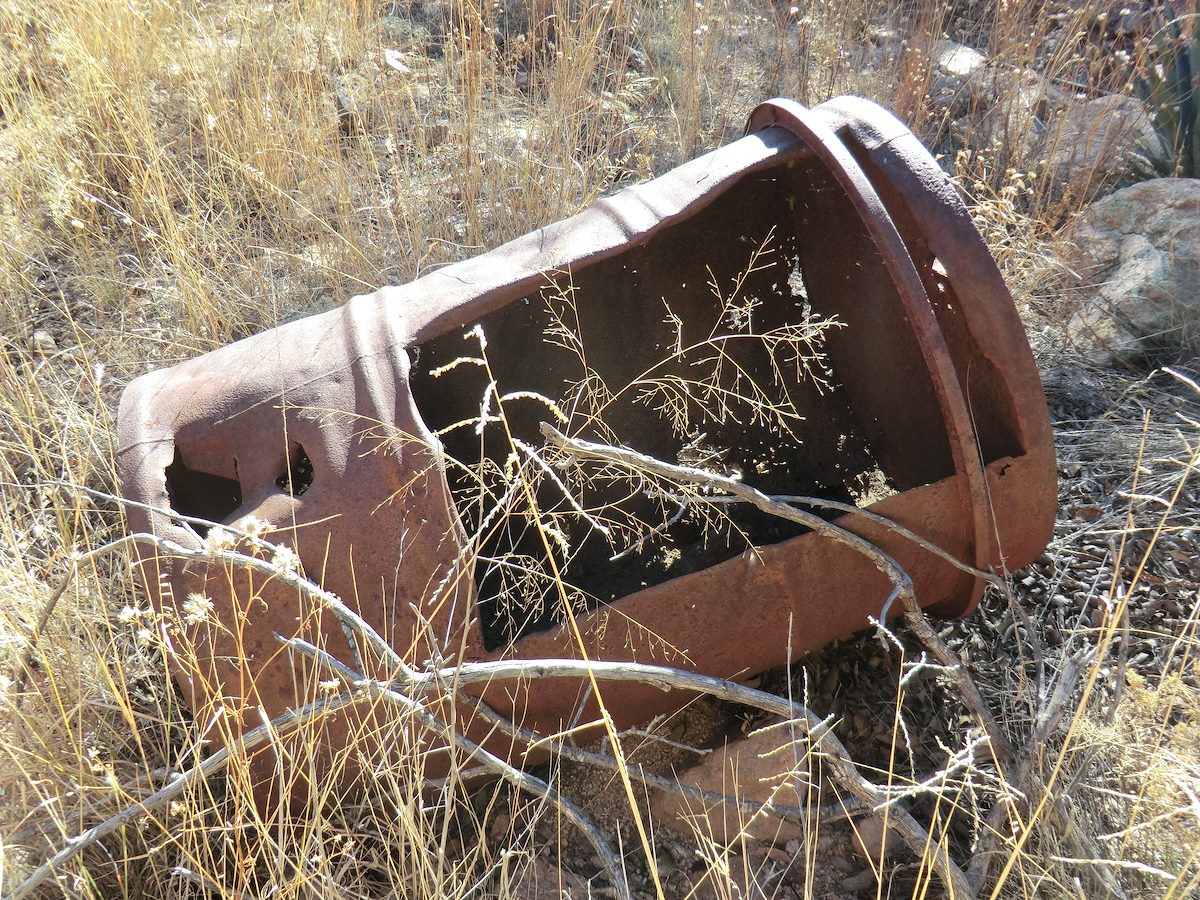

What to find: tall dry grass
left=1, top=0, right=1198, bottom=898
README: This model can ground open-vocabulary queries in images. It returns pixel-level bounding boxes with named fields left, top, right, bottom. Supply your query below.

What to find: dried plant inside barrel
left=409, top=152, right=952, bottom=648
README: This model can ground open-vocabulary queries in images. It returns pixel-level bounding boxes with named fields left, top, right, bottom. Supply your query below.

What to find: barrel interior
left=411, top=154, right=964, bottom=649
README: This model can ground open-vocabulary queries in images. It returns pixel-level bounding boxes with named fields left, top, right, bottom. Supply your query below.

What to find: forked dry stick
left=540, top=423, right=1015, bottom=762
left=279, top=637, right=633, bottom=900
left=21, top=499, right=984, bottom=898
left=9, top=530, right=631, bottom=900
left=299, top=649, right=975, bottom=897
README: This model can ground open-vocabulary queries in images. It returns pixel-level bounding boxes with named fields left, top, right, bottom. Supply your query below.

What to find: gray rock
left=951, top=70, right=1057, bottom=161
left=929, top=40, right=987, bottom=119
left=1065, top=178, right=1200, bottom=362
left=1043, top=95, right=1162, bottom=194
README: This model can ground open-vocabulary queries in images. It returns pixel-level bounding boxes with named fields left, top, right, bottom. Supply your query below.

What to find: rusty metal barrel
left=116, top=96, right=1056, bottom=794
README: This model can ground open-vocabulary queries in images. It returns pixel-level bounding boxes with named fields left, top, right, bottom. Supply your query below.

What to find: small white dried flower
left=270, top=544, right=301, bottom=573
left=318, top=679, right=340, bottom=693
left=136, top=627, right=155, bottom=646
left=182, top=592, right=215, bottom=624
left=203, top=526, right=237, bottom=555
left=117, top=605, right=145, bottom=625
left=235, top=516, right=272, bottom=539
left=468, top=323, right=487, bottom=350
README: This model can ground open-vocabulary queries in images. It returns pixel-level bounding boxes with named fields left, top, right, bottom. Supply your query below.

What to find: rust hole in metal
left=165, top=446, right=243, bottom=536
left=276, top=443, right=314, bottom=497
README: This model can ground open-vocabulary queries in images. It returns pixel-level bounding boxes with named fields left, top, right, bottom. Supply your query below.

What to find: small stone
left=651, top=725, right=811, bottom=843
left=850, top=815, right=902, bottom=864
left=382, top=48, right=412, bottom=74
left=842, top=868, right=880, bottom=892
left=30, top=329, right=56, bottom=356
left=935, top=40, right=986, bottom=79
left=928, top=40, right=988, bottom=118
left=655, top=850, right=675, bottom=879
left=827, top=853, right=855, bottom=873
left=766, top=846, right=792, bottom=865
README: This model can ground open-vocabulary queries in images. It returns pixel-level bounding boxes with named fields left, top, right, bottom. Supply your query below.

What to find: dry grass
left=2, top=0, right=1199, bottom=898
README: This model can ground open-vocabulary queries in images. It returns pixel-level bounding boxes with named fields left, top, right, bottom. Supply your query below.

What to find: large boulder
left=1043, top=95, right=1161, bottom=194
left=1065, top=178, right=1200, bottom=363
left=950, top=69, right=1063, bottom=162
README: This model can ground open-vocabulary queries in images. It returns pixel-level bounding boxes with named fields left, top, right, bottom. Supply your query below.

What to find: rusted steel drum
left=116, top=96, right=1056, bottom=793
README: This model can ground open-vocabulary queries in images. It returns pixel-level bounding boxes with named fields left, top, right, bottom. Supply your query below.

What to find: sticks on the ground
left=9, top=691, right=361, bottom=900
left=280, top=636, right=633, bottom=900
left=540, top=423, right=1015, bottom=761
left=31, top=432, right=1016, bottom=900
left=282, top=643, right=973, bottom=897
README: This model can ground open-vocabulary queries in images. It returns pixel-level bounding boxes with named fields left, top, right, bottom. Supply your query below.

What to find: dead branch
left=286, top=645, right=973, bottom=897
left=49, top=470, right=996, bottom=898
left=540, top=423, right=1015, bottom=761
left=9, top=691, right=361, bottom=900
left=702, top=492, right=1002, bottom=585
left=280, top=636, right=632, bottom=900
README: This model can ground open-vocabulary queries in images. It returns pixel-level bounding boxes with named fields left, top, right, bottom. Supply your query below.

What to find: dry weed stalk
left=1, top=201, right=1035, bottom=899
left=13, top=373, right=1042, bottom=900
left=14, top=432, right=1179, bottom=898
left=539, top=423, right=1012, bottom=762
left=5, top=1, right=1199, bottom=897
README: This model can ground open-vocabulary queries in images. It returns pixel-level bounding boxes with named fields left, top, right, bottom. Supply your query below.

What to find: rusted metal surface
left=116, top=96, right=1056, bottom=793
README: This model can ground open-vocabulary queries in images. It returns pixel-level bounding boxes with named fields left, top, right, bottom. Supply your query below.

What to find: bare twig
left=540, top=422, right=916, bottom=593
left=541, top=424, right=1015, bottom=761
left=9, top=692, right=360, bottom=900
left=13, top=559, right=77, bottom=695
left=702, top=493, right=1003, bottom=585
left=279, top=636, right=632, bottom=900
left=34, top=444, right=1001, bottom=900
left=322, top=650, right=972, bottom=896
